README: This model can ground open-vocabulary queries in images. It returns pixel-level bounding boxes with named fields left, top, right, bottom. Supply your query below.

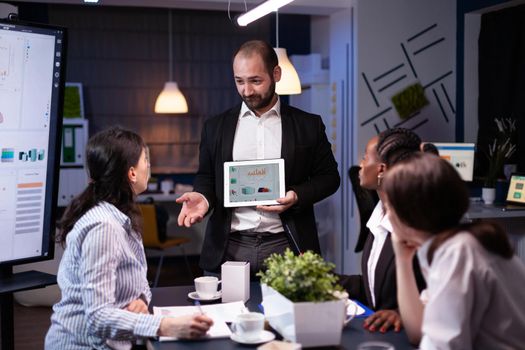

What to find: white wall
left=337, top=0, right=456, bottom=274
left=356, top=0, right=457, bottom=150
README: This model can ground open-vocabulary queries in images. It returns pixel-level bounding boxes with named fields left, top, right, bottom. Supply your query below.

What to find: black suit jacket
left=340, top=230, right=426, bottom=310
left=194, top=103, right=341, bottom=271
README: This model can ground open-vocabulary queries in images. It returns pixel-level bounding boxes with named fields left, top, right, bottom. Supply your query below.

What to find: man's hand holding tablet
left=256, top=190, right=298, bottom=214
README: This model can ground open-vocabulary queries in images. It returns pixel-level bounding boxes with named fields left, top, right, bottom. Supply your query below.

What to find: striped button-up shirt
left=45, top=202, right=163, bottom=349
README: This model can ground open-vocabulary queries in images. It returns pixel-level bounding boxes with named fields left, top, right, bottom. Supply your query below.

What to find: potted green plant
left=257, top=249, right=347, bottom=347
left=482, top=118, right=516, bottom=204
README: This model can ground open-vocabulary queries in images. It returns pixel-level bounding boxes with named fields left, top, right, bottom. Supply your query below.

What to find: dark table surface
left=148, top=283, right=414, bottom=349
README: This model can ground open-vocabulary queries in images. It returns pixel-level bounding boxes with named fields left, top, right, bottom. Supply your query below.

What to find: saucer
left=230, top=330, right=275, bottom=345
left=187, top=291, right=222, bottom=301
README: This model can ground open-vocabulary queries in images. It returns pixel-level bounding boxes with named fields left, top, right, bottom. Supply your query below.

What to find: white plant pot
left=482, top=187, right=496, bottom=205
left=260, top=284, right=346, bottom=348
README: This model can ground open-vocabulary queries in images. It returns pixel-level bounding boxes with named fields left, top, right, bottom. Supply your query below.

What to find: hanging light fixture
left=237, top=0, right=295, bottom=26
left=274, top=10, right=301, bottom=95
left=155, top=10, right=188, bottom=114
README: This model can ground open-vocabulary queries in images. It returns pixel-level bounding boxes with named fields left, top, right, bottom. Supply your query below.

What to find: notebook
left=500, top=174, right=525, bottom=211
left=152, top=301, right=245, bottom=341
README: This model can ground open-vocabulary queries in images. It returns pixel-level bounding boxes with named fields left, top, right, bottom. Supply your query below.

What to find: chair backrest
left=348, top=166, right=379, bottom=252
left=138, top=204, right=162, bottom=247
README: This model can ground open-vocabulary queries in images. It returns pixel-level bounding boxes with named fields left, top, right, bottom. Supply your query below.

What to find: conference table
left=148, top=283, right=414, bottom=349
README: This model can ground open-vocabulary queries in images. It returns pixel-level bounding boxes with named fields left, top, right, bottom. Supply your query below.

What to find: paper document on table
left=347, top=299, right=366, bottom=316
left=347, top=299, right=375, bottom=318
left=153, top=301, right=245, bottom=341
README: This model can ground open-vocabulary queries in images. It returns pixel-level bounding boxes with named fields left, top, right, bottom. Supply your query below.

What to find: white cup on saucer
left=194, top=276, right=221, bottom=300
left=231, top=312, right=265, bottom=342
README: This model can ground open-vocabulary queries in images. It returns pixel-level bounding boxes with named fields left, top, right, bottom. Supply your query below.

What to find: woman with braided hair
left=340, top=127, right=427, bottom=333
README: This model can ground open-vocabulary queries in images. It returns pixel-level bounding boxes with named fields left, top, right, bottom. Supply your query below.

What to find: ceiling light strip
left=237, top=0, right=295, bottom=26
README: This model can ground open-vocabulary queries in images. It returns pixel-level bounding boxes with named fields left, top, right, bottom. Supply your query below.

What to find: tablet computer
left=224, top=159, right=285, bottom=207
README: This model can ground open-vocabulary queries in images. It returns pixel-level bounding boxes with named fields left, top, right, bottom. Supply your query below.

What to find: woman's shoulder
left=434, top=231, right=500, bottom=269
left=86, top=201, right=130, bottom=222
left=446, top=231, right=478, bottom=246
left=439, top=232, right=483, bottom=253
left=67, top=202, right=130, bottom=241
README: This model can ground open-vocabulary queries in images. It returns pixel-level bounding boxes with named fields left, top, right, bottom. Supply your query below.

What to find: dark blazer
left=340, top=230, right=426, bottom=310
left=194, top=103, right=341, bottom=272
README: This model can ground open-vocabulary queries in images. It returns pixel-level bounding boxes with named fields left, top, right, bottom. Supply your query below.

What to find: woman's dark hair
left=376, top=128, right=422, bottom=166
left=57, top=126, right=145, bottom=245
left=234, top=40, right=278, bottom=76
left=421, top=142, right=439, bottom=156
left=384, top=153, right=513, bottom=262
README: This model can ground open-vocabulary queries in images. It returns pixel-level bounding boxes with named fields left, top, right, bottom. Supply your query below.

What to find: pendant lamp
left=155, top=10, right=188, bottom=114
left=274, top=10, right=301, bottom=95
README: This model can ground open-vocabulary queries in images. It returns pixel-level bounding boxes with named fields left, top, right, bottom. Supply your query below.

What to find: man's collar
left=240, top=95, right=281, bottom=118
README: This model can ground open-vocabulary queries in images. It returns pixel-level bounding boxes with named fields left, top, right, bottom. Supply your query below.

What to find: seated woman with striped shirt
left=45, top=127, right=212, bottom=349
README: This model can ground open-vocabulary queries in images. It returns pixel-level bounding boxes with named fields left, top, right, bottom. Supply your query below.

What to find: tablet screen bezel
left=223, top=159, right=285, bottom=207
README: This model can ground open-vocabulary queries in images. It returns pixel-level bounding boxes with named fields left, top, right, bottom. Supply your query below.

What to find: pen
left=194, top=300, right=204, bottom=315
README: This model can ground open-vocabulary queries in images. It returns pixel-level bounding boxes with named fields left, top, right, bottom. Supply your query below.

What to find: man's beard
left=242, top=80, right=276, bottom=112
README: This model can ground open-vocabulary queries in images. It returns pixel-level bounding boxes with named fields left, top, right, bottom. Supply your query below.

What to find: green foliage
left=257, top=249, right=343, bottom=302
left=391, top=83, right=429, bottom=119
left=63, top=86, right=82, bottom=118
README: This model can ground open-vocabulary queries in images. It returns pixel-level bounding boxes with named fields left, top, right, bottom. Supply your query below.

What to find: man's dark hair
left=233, top=40, right=278, bottom=75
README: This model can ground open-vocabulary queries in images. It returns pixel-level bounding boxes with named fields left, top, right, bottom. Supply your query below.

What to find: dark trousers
left=225, top=231, right=290, bottom=276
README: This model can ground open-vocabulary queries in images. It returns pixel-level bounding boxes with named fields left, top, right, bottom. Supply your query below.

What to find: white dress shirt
left=230, top=99, right=283, bottom=233
left=365, top=201, right=392, bottom=308
left=417, top=232, right=525, bottom=350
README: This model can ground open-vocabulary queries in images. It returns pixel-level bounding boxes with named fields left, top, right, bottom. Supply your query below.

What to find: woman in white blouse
left=46, top=127, right=212, bottom=349
left=383, top=153, right=525, bottom=350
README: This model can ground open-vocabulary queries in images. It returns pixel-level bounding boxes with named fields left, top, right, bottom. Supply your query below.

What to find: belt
left=231, top=231, right=287, bottom=242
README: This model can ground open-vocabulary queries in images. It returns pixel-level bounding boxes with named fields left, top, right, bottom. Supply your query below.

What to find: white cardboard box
left=221, top=261, right=250, bottom=302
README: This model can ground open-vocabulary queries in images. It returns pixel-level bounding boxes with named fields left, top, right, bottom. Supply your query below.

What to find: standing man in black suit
left=177, top=40, right=340, bottom=275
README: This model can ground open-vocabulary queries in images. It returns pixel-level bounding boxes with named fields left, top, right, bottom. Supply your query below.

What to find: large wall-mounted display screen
left=0, top=19, right=66, bottom=265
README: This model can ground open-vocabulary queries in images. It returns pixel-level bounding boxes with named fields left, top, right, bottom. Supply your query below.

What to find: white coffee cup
left=231, top=312, right=265, bottom=341
left=194, top=276, right=221, bottom=299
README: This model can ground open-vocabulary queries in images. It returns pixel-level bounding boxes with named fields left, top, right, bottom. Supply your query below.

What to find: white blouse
left=417, top=232, right=525, bottom=350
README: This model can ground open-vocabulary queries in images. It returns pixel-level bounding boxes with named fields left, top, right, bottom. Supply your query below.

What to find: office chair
left=348, top=166, right=379, bottom=252
left=139, top=203, right=192, bottom=287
